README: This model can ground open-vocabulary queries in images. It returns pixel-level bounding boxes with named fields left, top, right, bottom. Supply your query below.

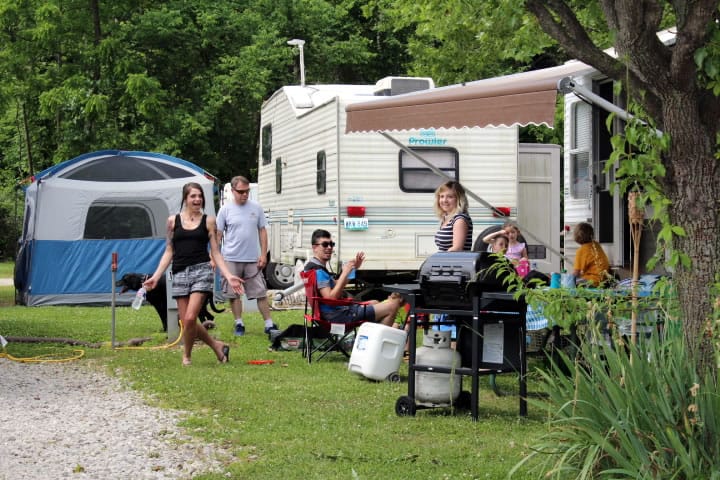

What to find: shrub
left=512, top=325, right=720, bottom=479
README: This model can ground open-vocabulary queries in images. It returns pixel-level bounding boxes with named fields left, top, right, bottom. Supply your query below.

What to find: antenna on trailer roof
left=287, top=39, right=306, bottom=87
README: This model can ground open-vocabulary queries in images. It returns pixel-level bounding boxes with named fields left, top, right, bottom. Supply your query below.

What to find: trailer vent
left=374, top=76, right=434, bottom=96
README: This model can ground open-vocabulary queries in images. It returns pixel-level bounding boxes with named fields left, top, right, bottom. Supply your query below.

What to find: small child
left=489, top=234, right=508, bottom=254
left=483, top=223, right=527, bottom=264
left=502, top=223, right=528, bottom=264
left=572, top=222, right=611, bottom=286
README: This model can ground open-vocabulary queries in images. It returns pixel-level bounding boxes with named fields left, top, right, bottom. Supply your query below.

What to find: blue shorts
left=171, top=262, right=213, bottom=298
left=322, top=303, right=376, bottom=323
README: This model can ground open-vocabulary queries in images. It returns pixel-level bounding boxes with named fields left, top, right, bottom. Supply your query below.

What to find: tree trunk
left=661, top=93, right=720, bottom=372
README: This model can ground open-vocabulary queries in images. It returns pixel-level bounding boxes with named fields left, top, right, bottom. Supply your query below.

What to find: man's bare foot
left=182, top=357, right=192, bottom=366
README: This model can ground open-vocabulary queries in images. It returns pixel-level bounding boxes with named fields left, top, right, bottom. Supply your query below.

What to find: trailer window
left=262, top=124, right=272, bottom=166
left=398, top=147, right=459, bottom=192
left=570, top=101, right=592, bottom=202
left=316, top=150, right=326, bottom=194
left=275, top=157, right=282, bottom=194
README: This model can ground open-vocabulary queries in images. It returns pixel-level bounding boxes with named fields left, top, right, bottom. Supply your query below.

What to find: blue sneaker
left=234, top=323, right=245, bottom=336
left=264, top=323, right=279, bottom=335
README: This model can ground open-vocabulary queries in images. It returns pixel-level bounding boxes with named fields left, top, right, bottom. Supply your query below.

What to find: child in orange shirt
left=572, top=222, right=611, bottom=286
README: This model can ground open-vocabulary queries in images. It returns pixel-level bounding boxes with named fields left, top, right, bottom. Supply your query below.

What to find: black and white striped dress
left=434, top=213, right=473, bottom=251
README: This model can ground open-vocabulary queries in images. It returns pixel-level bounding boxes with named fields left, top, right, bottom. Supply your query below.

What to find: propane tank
left=414, top=330, right=462, bottom=404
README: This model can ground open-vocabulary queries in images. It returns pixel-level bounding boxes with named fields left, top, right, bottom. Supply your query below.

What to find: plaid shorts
left=171, top=262, right=213, bottom=298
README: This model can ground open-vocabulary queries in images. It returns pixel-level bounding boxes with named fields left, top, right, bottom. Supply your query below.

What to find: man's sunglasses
left=233, top=188, right=250, bottom=195
left=314, top=241, right=335, bottom=248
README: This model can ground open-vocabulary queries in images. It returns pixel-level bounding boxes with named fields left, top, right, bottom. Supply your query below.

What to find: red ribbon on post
left=112, top=252, right=118, bottom=272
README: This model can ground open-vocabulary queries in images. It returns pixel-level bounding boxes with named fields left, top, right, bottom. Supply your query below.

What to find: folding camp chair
left=300, top=269, right=368, bottom=363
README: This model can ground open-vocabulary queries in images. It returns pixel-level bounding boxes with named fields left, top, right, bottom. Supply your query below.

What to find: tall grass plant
left=512, top=324, right=720, bottom=479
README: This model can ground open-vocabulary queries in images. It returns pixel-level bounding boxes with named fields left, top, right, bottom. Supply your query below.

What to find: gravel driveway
left=0, top=359, right=233, bottom=479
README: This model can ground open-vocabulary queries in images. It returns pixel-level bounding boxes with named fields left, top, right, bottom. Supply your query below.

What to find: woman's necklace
left=183, top=211, right=201, bottom=222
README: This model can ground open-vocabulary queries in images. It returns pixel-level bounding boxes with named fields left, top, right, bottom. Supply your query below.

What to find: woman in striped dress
left=433, top=180, right=473, bottom=252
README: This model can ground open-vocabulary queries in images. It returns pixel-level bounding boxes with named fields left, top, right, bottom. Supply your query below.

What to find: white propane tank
left=414, top=330, right=462, bottom=404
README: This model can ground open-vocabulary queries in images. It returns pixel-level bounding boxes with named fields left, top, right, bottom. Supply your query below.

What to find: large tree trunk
left=662, top=94, right=720, bottom=371
left=526, top=0, right=720, bottom=375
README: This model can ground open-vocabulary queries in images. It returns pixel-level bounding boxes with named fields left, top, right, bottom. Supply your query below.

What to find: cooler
left=348, top=322, right=407, bottom=382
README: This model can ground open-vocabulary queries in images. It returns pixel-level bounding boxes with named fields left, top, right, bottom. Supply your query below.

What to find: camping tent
left=14, top=150, right=217, bottom=306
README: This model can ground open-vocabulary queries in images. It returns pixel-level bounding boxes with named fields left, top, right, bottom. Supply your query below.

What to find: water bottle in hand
left=132, top=287, right=146, bottom=310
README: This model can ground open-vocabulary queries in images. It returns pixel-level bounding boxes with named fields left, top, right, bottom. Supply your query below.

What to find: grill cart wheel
left=395, top=396, right=416, bottom=416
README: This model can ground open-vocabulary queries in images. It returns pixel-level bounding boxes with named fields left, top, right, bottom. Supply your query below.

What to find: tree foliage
left=0, top=0, right=412, bottom=260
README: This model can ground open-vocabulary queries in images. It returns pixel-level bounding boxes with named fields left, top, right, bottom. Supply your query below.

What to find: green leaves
left=515, top=326, right=720, bottom=479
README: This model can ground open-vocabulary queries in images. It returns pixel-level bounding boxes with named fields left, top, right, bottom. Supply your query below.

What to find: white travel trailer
left=257, top=77, right=562, bottom=290
left=560, top=29, right=676, bottom=274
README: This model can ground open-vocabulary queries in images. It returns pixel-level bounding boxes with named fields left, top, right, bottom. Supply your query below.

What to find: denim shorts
left=171, top=262, right=213, bottom=298
left=321, top=303, right=376, bottom=323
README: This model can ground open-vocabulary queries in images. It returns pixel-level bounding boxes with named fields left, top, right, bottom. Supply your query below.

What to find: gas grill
left=417, top=251, right=510, bottom=308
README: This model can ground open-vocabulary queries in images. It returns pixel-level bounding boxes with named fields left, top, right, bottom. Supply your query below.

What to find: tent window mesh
left=399, top=147, right=459, bottom=192
left=60, top=156, right=195, bottom=181
left=84, top=205, right=153, bottom=239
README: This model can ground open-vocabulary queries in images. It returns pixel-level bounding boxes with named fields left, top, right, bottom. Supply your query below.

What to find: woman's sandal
left=220, top=344, right=230, bottom=364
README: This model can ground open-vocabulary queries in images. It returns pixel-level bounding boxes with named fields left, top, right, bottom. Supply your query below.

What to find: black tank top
left=172, top=214, right=210, bottom=273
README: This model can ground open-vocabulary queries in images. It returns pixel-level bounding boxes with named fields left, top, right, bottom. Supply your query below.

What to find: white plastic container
left=415, top=330, right=462, bottom=405
left=348, top=322, right=407, bottom=382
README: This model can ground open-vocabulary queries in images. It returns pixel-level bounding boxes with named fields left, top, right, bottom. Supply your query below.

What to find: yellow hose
left=1, top=317, right=186, bottom=361
left=0, top=349, right=85, bottom=363
left=114, top=318, right=185, bottom=351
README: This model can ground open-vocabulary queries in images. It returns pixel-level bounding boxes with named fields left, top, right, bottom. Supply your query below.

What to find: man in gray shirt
left=216, top=176, right=277, bottom=336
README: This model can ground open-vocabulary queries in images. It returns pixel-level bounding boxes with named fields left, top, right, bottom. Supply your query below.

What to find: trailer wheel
left=265, top=262, right=295, bottom=289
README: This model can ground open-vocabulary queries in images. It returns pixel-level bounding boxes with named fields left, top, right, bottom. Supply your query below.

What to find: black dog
left=116, top=272, right=225, bottom=332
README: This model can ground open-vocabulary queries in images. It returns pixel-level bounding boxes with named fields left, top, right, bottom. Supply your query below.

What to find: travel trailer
left=560, top=30, right=676, bottom=274
left=340, top=30, right=675, bottom=281
left=257, top=77, right=562, bottom=290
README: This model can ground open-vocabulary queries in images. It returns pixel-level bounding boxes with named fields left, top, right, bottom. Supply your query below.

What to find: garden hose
left=115, top=318, right=185, bottom=351
left=0, top=348, right=85, bottom=363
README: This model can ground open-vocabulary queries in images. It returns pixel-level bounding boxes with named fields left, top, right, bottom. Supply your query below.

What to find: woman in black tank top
left=144, top=182, right=244, bottom=366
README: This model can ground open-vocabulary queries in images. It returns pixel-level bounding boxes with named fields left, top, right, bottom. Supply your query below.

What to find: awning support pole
left=557, top=77, right=663, bottom=137
left=379, top=131, right=570, bottom=264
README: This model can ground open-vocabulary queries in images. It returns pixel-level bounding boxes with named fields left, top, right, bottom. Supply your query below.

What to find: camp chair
left=300, top=269, right=369, bottom=363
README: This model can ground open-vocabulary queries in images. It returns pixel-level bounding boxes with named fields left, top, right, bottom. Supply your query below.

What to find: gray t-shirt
left=216, top=200, right=267, bottom=262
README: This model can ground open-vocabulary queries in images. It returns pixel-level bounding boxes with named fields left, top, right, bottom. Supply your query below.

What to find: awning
left=346, top=60, right=593, bottom=133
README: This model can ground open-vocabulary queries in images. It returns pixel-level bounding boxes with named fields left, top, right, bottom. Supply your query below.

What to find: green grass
left=0, top=261, right=13, bottom=278
left=0, top=282, right=549, bottom=479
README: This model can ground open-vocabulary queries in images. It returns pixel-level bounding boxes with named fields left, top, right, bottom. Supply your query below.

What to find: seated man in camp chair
left=305, top=229, right=403, bottom=327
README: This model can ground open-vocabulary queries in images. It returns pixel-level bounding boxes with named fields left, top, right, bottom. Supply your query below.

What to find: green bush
left=0, top=186, right=23, bottom=261
left=512, top=325, right=720, bottom=479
